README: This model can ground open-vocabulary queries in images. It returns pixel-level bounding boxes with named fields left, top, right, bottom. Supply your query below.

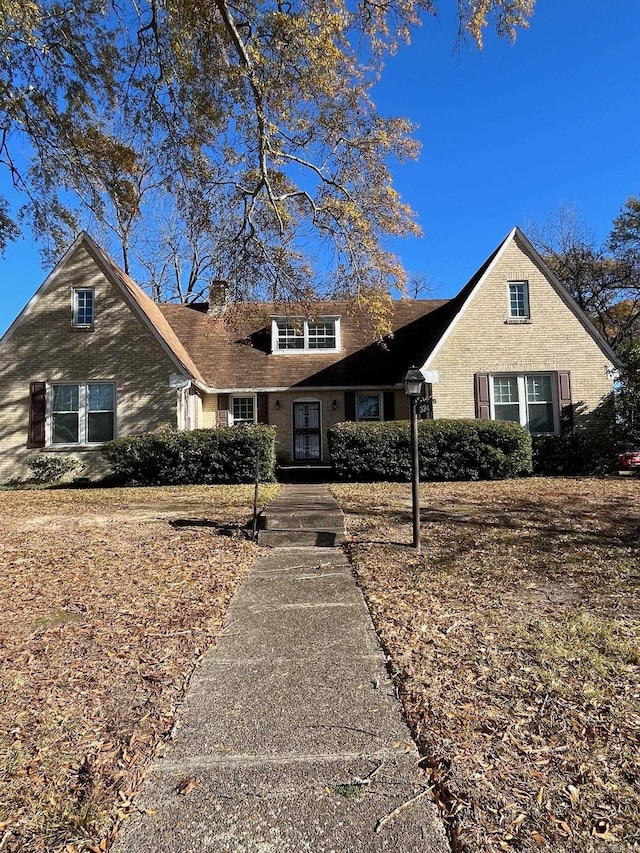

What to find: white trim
left=421, top=227, right=620, bottom=373
left=507, top=280, right=530, bottom=319
left=72, top=287, right=95, bottom=327
left=0, top=232, right=89, bottom=348
left=422, top=228, right=517, bottom=372
left=230, top=393, right=258, bottom=425
left=47, top=380, right=117, bottom=447
left=489, top=372, right=559, bottom=435
left=271, top=316, right=341, bottom=354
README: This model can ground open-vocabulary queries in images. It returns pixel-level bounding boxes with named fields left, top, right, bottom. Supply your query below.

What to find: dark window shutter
left=344, top=391, right=356, bottom=421
left=28, top=382, right=47, bottom=447
left=217, top=393, right=229, bottom=427
left=557, top=371, right=573, bottom=433
left=257, top=392, right=268, bottom=424
left=475, top=373, right=491, bottom=420
left=383, top=391, right=395, bottom=421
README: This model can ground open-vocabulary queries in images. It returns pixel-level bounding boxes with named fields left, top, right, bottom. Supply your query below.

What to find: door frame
left=291, top=397, right=322, bottom=462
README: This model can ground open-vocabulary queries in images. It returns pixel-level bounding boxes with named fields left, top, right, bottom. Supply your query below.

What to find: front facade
left=0, top=228, right=618, bottom=482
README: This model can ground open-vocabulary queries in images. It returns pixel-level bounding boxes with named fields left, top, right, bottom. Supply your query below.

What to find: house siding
left=427, top=236, right=615, bottom=427
left=0, top=245, right=179, bottom=481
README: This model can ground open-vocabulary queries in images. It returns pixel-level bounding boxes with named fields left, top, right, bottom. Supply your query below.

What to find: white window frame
left=230, top=394, right=257, bottom=425
left=490, top=374, right=558, bottom=435
left=356, top=392, right=383, bottom=422
left=272, top=317, right=340, bottom=353
left=72, top=288, right=95, bottom=327
left=507, top=281, right=530, bottom=319
left=48, top=382, right=116, bottom=447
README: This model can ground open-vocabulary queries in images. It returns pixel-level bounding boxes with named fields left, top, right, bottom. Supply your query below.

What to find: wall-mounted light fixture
left=275, top=399, right=281, bottom=411
left=332, top=399, right=338, bottom=411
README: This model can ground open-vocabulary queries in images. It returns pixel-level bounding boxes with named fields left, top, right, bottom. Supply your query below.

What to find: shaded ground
left=333, top=478, right=640, bottom=853
left=0, top=484, right=278, bottom=853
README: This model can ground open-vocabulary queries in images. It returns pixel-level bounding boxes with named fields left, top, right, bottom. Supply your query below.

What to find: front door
left=293, top=402, right=321, bottom=461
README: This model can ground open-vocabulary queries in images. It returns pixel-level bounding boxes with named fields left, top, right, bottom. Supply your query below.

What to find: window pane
left=53, top=385, right=79, bottom=412
left=88, top=383, right=114, bottom=411
left=493, top=377, right=518, bottom=404
left=232, top=397, right=255, bottom=423
left=277, top=322, right=304, bottom=349
left=88, top=412, right=114, bottom=442
left=53, top=412, right=79, bottom=443
left=526, top=375, right=552, bottom=403
left=308, top=320, right=336, bottom=349
left=75, top=289, right=94, bottom=325
left=528, top=403, right=554, bottom=434
left=358, top=394, right=381, bottom=421
left=509, top=282, right=528, bottom=317
left=494, top=404, right=521, bottom=423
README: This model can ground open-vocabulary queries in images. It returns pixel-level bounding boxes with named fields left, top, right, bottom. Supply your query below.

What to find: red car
left=618, top=443, right=640, bottom=471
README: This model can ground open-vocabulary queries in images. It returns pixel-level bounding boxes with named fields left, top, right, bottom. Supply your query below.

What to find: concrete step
left=258, top=528, right=346, bottom=547
left=259, top=510, right=344, bottom=530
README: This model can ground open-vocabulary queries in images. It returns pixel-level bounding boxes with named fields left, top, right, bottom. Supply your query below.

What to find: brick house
left=0, top=227, right=618, bottom=481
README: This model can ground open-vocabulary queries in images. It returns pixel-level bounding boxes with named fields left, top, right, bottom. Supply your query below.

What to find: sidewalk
left=113, top=485, right=449, bottom=852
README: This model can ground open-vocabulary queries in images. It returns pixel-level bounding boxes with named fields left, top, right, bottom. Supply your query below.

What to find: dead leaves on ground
left=334, top=478, right=640, bottom=852
left=0, top=485, right=270, bottom=852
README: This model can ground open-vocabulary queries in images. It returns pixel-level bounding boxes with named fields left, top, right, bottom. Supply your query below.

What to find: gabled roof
left=157, top=300, right=449, bottom=390
left=422, top=227, right=619, bottom=369
left=0, top=232, right=206, bottom=385
left=2, top=226, right=618, bottom=393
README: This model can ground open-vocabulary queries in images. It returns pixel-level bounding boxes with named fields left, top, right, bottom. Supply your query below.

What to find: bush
left=532, top=431, right=616, bottom=476
left=328, top=419, right=532, bottom=481
left=28, top=454, right=82, bottom=484
left=101, top=425, right=277, bottom=485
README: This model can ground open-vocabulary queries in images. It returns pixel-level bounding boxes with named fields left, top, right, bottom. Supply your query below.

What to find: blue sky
left=1, top=0, right=639, bottom=334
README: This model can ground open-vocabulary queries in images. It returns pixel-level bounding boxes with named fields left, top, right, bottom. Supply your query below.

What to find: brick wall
left=428, top=235, right=615, bottom=425
left=0, top=245, right=180, bottom=481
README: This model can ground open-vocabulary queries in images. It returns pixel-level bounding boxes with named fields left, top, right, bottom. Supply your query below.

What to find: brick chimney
left=207, top=279, right=229, bottom=316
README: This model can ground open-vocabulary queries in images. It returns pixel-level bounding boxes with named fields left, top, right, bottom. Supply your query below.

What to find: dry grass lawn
left=0, top=483, right=278, bottom=853
left=333, top=478, right=640, bottom=853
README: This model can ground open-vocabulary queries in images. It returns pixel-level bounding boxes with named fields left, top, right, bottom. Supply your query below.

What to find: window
left=231, top=396, right=256, bottom=425
left=491, top=374, right=555, bottom=434
left=508, top=281, right=529, bottom=319
left=73, top=289, right=94, bottom=327
left=51, top=383, right=115, bottom=445
left=308, top=321, right=337, bottom=349
left=357, top=393, right=382, bottom=421
left=273, top=318, right=340, bottom=352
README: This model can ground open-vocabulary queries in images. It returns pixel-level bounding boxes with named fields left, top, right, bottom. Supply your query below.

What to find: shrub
left=101, top=425, right=276, bottom=485
left=532, top=431, right=616, bottom=476
left=328, top=419, right=532, bottom=481
left=28, top=454, right=81, bottom=484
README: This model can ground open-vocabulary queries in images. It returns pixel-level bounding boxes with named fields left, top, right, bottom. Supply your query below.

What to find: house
left=0, top=227, right=618, bottom=482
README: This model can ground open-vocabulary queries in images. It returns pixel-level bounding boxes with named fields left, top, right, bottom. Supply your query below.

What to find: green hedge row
left=101, top=425, right=276, bottom=485
left=531, top=432, right=615, bottom=476
left=328, top=419, right=532, bottom=481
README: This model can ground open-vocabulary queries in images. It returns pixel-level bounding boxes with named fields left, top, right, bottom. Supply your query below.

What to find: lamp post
left=403, top=366, right=425, bottom=551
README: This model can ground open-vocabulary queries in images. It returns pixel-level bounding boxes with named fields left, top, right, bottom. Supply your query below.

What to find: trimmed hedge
left=328, top=419, right=532, bottom=481
left=532, top=431, right=616, bottom=476
left=101, top=425, right=276, bottom=485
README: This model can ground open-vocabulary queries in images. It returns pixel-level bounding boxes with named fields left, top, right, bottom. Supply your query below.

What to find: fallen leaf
left=177, top=777, right=198, bottom=796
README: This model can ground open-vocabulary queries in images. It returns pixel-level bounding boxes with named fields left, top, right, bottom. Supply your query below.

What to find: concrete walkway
left=114, top=484, right=449, bottom=853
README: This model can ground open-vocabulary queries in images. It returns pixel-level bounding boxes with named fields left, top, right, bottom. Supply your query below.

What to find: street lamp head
left=403, top=366, right=425, bottom=397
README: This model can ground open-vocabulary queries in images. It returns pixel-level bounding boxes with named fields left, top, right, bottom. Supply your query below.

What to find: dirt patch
left=333, top=478, right=640, bottom=852
left=0, top=483, right=278, bottom=852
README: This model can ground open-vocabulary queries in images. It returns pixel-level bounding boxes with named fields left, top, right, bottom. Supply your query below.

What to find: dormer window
left=73, top=288, right=94, bottom=327
left=272, top=317, right=340, bottom=353
left=508, top=281, right=529, bottom=319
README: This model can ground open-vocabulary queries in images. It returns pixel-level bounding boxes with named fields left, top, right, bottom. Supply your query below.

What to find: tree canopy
left=529, top=201, right=640, bottom=350
left=0, top=0, right=535, bottom=308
